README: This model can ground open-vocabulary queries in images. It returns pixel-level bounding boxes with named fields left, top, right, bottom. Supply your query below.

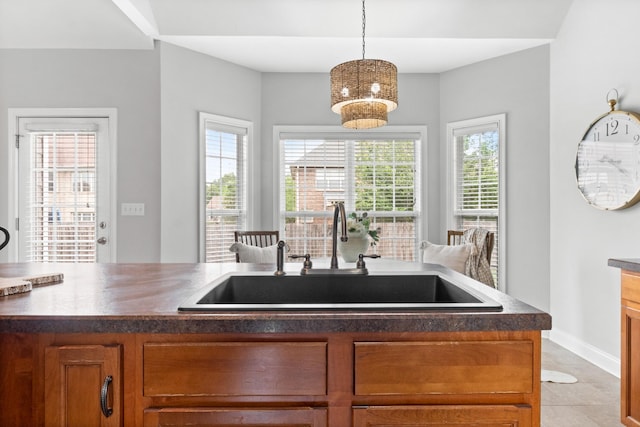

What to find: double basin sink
left=178, top=271, right=502, bottom=312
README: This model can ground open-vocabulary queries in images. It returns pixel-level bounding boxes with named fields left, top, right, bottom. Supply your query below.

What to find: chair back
left=446, top=230, right=464, bottom=246
left=447, top=229, right=494, bottom=264
left=233, top=231, right=279, bottom=263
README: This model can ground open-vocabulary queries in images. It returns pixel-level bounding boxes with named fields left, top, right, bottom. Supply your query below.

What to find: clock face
left=576, top=111, right=640, bottom=210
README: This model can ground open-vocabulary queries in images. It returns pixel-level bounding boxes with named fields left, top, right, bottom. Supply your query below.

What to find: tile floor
left=541, top=339, right=621, bottom=426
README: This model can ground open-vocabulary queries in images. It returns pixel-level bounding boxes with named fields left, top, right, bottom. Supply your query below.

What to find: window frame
left=446, top=114, right=506, bottom=291
left=7, top=108, right=117, bottom=263
left=198, top=112, right=253, bottom=263
left=273, top=125, right=427, bottom=261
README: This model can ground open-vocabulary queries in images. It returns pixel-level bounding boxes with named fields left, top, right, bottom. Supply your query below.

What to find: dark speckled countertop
left=608, top=258, right=640, bottom=273
left=0, top=261, right=551, bottom=334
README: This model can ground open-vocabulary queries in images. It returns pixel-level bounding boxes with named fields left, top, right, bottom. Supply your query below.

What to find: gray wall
left=159, top=42, right=262, bottom=262
left=550, top=0, right=640, bottom=370
left=0, top=48, right=161, bottom=262
left=440, top=45, right=551, bottom=312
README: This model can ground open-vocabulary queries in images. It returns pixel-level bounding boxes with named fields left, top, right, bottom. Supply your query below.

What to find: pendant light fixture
left=330, top=0, right=398, bottom=129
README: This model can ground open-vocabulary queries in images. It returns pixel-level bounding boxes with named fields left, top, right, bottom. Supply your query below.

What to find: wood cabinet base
left=0, top=330, right=542, bottom=426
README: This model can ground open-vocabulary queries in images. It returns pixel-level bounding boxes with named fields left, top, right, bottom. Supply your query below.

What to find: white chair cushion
left=229, top=242, right=278, bottom=263
left=419, top=241, right=473, bottom=273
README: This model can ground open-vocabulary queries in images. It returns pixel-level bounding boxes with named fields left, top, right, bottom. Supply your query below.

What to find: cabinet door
left=353, top=405, right=531, bottom=427
left=143, top=407, right=327, bottom=427
left=44, top=344, right=122, bottom=427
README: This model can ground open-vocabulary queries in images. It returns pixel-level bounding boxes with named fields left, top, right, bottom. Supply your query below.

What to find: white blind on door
left=26, top=131, right=97, bottom=262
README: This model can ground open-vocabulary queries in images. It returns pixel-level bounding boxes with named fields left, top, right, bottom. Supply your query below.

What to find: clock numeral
left=607, top=120, right=619, bottom=136
left=593, top=132, right=600, bottom=142
left=634, top=134, right=640, bottom=144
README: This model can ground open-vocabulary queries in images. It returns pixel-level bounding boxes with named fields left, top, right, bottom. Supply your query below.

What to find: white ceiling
left=0, top=0, right=574, bottom=73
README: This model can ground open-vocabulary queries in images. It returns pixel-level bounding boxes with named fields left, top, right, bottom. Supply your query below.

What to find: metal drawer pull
left=100, top=375, right=113, bottom=417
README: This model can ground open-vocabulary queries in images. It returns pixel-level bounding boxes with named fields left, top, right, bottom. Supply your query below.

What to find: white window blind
left=279, top=134, right=420, bottom=261
left=201, top=115, right=248, bottom=262
left=453, top=123, right=499, bottom=216
left=25, top=131, right=97, bottom=262
left=449, top=115, right=504, bottom=286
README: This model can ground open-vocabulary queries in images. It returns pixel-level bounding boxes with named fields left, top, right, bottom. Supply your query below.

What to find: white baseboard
left=548, top=328, right=620, bottom=378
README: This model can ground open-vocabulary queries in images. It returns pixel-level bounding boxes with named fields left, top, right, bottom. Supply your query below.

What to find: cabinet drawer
left=143, top=407, right=327, bottom=427
left=353, top=405, right=531, bottom=426
left=354, top=341, right=533, bottom=395
left=143, top=342, right=327, bottom=397
left=622, top=272, right=640, bottom=304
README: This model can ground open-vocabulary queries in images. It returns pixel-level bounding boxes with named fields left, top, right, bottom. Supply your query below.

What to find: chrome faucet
left=330, top=202, right=348, bottom=269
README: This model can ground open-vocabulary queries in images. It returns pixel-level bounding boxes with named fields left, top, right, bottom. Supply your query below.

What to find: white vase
left=337, top=235, right=370, bottom=263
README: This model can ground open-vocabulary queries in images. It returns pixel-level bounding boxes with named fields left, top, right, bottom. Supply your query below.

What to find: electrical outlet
left=121, top=203, right=145, bottom=216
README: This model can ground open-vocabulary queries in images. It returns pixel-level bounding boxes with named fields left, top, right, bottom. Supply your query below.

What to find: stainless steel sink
left=178, top=272, right=503, bottom=311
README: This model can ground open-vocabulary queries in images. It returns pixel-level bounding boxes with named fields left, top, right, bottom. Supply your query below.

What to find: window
left=199, top=113, right=251, bottom=262
left=277, top=128, right=423, bottom=261
left=447, top=114, right=505, bottom=288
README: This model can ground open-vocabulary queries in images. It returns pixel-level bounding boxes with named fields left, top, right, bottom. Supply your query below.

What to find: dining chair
left=233, top=231, right=280, bottom=263
left=447, top=229, right=494, bottom=264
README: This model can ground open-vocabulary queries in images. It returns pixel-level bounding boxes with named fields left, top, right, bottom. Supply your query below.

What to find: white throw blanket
left=463, top=228, right=495, bottom=288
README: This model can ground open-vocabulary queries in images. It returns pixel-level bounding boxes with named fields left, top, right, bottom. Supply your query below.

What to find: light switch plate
left=121, top=203, right=145, bottom=216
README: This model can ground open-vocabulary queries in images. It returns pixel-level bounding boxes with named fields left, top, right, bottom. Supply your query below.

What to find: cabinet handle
left=100, top=375, right=113, bottom=417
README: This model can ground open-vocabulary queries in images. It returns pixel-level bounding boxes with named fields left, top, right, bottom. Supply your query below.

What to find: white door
left=16, top=117, right=113, bottom=262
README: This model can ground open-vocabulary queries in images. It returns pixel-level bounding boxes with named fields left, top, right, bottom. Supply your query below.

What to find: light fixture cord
left=361, top=0, right=366, bottom=60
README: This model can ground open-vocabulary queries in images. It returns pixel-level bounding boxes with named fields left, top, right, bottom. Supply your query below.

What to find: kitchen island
left=0, top=261, right=551, bottom=426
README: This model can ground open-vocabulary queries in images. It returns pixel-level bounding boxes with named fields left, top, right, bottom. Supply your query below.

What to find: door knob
left=97, top=237, right=107, bottom=245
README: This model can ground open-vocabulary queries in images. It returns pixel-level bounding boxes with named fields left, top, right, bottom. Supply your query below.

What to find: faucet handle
left=274, top=240, right=287, bottom=276
left=356, top=253, right=381, bottom=270
left=289, top=254, right=313, bottom=273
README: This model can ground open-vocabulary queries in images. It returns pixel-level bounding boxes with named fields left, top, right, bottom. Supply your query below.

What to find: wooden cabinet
left=0, top=333, right=39, bottom=427
left=353, top=405, right=531, bottom=426
left=621, top=271, right=640, bottom=427
left=44, top=344, right=122, bottom=427
left=352, top=340, right=536, bottom=426
left=140, top=341, right=328, bottom=426
left=0, top=331, right=541, bottom=426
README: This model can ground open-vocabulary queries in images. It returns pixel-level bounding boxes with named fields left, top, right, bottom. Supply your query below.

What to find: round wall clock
left=575, top=92, right=640, bottom=210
